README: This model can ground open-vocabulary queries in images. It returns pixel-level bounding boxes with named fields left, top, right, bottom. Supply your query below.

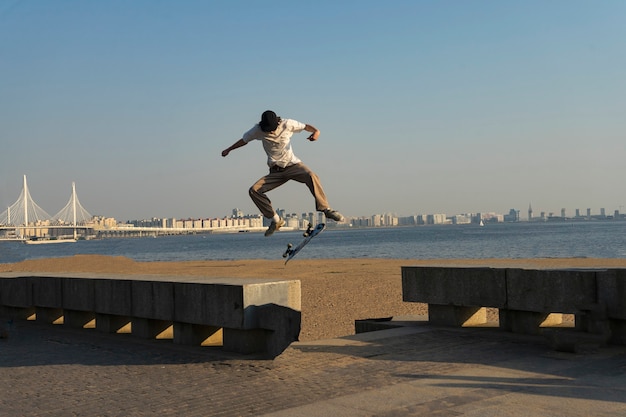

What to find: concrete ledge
left=402, top=267, right=506, bottom=307
left=597, top=269, right=626, bottom=319
left=0, top=273, right=301, bottom=357
left=506, top=268, right=597, bottom=312
left=428, top=304, right=488, bottom=327
left=402, top=266, right=626, bottom=348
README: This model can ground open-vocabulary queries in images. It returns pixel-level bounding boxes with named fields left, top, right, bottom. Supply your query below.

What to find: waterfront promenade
left=2, top=256, right=626, bottom=415
left=2, top=318, right=625, bottom=416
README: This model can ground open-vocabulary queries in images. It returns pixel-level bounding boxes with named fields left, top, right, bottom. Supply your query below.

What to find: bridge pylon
left=0, top=175, right=51, bottom=227
left=53, top=182, right=93, bottom=226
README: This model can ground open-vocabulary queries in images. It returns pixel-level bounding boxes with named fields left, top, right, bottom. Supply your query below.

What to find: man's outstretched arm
left=222, top=139, right=247, bottom=157
left=304, top=124, right=320, bottom=141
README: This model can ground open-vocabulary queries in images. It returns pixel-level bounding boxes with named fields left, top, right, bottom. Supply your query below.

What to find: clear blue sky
left=1, top=1, right=625, bottom=221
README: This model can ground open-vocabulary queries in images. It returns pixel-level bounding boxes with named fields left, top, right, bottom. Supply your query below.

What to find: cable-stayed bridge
left=0, top=176, right=93, bottom=241
left=0, top=175, right=270, bottom=243
left=1, top=176, right=266, bottom=242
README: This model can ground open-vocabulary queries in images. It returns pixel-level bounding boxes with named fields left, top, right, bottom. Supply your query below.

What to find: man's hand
left=304, top=124, right=320, bottom=141
left=222, top=139, right=246, bottom=157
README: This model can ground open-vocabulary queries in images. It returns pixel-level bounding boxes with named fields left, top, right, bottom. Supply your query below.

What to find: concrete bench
left=0, top=273, right=301, bottom=358
left=402, top=266, right=626, bottom=351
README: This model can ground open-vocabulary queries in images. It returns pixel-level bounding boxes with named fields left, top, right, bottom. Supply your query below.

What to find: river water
left=1, top=221, right=625, bottom=264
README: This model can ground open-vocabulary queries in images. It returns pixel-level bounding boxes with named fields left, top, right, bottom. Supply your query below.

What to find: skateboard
left=282, top=223, right=326, bottom=264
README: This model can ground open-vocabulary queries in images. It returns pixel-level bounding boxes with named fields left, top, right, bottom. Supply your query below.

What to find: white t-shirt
left=242, top=118, right=306, bottom=168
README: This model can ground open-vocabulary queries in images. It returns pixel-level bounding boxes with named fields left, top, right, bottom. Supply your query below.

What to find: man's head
left=259, top=110, right=280, bottom=132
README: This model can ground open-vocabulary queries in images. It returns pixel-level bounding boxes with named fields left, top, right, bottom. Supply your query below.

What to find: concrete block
left=255, top=303, right=301, bottom=358
left=62, top=278, right=95, bottom=311
left=243, top=281, right=302, bottom=327
left=173, top=279, right=301, bottom=329
left=96, top=313, right=132, bottom=333
left=574, top=303, right=610, bottom=335
left=36, top=307, right=64, bottom=324
left=222, top=328, right=267, bottom=354
left=499, top=310, right=562, bottom=334
left=132, top=318, right=173, bottom=339
left=64, top=310, right=96, bottom=329
left=0, top=306, right=35, bottom=320
left=506, top=269, right=597, bottom=313
left=2, top=273, right=302, bottom=356
left=0, top=277, right=32, bottom=307
left=428, top=304, right=487, bottom=327
left=174, top=282, right=243, bottom=328
left=608, top=319, right=626, bottom=345
left=402, top=267, right=507, bottom=308
left=131, top=281, right=174, bottom=321
left=597, top=269, right=626, bottom=319
left=32, top=277, right=63, bottom=308
left=94, top=279, right=132, bottom=316
left=544, top=329, right=608, bottom=353
left=173, top=322, right=222, bottom=346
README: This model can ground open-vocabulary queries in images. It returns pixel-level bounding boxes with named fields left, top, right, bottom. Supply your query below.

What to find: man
left=222, top=110, right=344, bottom=236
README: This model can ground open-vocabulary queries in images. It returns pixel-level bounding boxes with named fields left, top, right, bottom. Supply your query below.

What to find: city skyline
left=2, top=2, right=625, bottom=220
left=125, top=204, right=624, bottom=224
left=1, top=175, right=623, bottom=225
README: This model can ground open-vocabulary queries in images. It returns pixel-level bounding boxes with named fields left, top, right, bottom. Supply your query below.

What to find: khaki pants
left=249, top=163, right=330, bottom=219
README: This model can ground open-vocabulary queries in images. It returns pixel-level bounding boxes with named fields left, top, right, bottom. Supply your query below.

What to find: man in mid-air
left=222, top=110, right=344, bottom=236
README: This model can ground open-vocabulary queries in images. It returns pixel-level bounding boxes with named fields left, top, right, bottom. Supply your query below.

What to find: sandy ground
left=3, top=255, right=626, bottom=341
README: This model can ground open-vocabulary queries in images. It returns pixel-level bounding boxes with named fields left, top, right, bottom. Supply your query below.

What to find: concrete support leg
left=173, top=322, right=223, bottom=346
left=1, top=306, right=36, bottom=321
left=608, top=319, right=626, bottom=345
left=575, top=304, right=611, bottom=338
left=223, top=328, right=268, bottom=354
left=36, top=307, right=64, bottom=324
left=132, top=318, right=173, bottom=340
left=428, top=304, right=487, bottom=327
left=500, top=310, right=563, bottom=334
left=96, top=314, right=132, bottom=334
left=544, top=329, right=608, bottom=353
left=255, top=304, right=302, bottom=358
left=64, top=310, right=96, bottom=329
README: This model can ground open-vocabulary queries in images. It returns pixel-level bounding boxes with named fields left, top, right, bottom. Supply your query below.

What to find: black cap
left=259, top=110, right=279, bottom=132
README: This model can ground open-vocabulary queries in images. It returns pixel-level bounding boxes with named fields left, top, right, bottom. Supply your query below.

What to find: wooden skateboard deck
left=282, top=223, right=325, bottom=264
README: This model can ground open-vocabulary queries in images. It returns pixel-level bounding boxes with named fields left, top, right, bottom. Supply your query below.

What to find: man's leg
left=288, top=163, right=331, bottom=211
left=288, top=163, right=344, bottom=221
left=249, top=171, right=289, bottom=219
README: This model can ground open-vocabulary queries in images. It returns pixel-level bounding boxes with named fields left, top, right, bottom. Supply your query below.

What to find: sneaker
left=264, top=218, right=285, bottom=237
left=323, top=209, right=344, bottom=222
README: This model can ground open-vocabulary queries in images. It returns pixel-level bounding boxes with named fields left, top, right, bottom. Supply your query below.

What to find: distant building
left=503, top=209, right=520, bottom=222
left=427, top=214, right=447, bottom=225
left=452, top=214, right=471, bottom=225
